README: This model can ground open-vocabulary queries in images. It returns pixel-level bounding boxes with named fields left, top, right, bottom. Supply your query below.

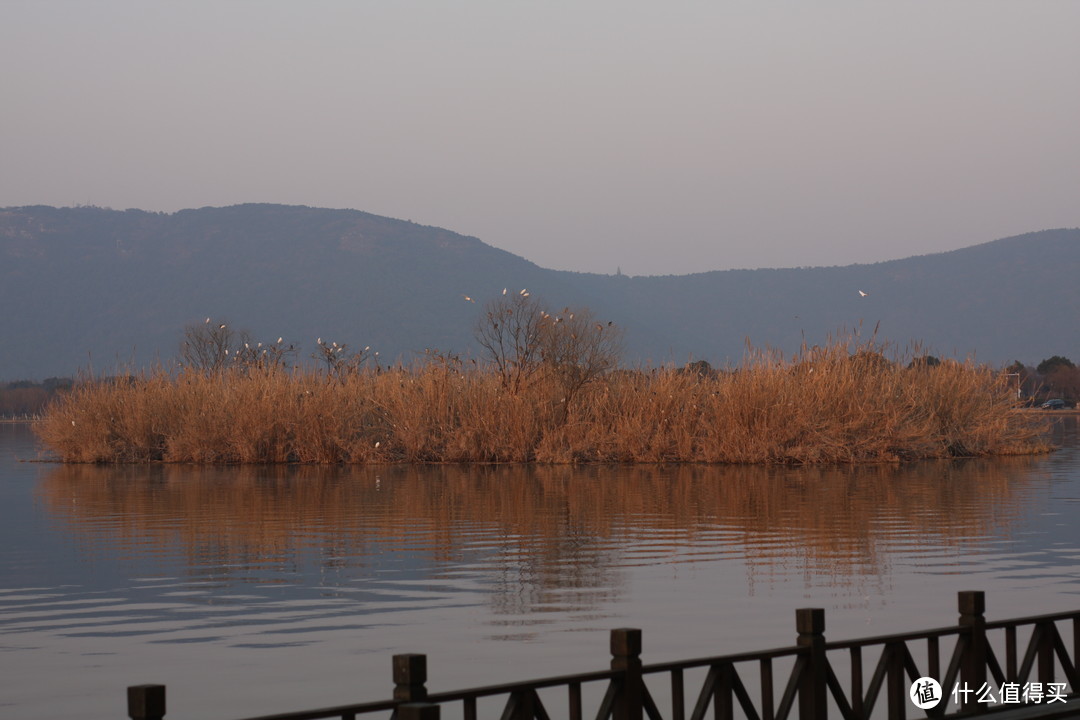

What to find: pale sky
left=3, top=1, right=1078, bottom=276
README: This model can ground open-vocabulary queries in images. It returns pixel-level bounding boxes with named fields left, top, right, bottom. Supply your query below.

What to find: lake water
left=1, top=418, right=1078, bottom=719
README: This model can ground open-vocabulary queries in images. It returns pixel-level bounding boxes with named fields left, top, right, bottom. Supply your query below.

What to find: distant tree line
left=1004, top=356, right=1078, bottom=406
left=0, top=377, right=74, bottom=417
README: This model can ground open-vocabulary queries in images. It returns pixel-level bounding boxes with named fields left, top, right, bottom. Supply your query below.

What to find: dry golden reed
left=35, top=341, right=1049, bottom=464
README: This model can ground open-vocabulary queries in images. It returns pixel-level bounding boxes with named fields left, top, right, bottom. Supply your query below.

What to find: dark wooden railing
left=125, top=591, right=1079, bottom=720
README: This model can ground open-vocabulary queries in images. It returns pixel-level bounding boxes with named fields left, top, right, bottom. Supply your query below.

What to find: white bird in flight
left=858, top=290, right=868, bottom=297
left=463, top=295, right=474, bottom=302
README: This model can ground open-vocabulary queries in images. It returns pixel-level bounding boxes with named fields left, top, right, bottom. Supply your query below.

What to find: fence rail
left=125, top=591, right=1079, bottom=720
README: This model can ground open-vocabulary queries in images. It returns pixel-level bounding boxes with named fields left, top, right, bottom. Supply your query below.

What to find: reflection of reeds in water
left=39, top=457, right=1042, bottom=610
left=34, top=343, right=1050, bottom=464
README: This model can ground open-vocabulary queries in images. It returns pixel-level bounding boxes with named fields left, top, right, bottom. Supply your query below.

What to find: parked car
left=1041, top=399, right=1066, bottom=410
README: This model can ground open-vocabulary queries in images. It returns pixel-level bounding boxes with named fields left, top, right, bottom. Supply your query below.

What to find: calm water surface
left=1, top=419, right=1078, bottom=719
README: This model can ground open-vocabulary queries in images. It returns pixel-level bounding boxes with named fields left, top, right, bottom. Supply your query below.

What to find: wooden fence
left=126, top=591, right=1079, bottom=720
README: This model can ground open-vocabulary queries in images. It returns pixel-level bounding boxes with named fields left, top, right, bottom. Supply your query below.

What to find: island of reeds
left=35, top=296, right=1049, bottom=464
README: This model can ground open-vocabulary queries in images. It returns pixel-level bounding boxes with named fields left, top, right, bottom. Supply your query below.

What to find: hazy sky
left=3, top=2, right=1078, bottom=276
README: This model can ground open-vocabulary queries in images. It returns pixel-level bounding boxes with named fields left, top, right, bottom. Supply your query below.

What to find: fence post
left=797, top=608, right=827, bottom=720
left=885, top=642, right=906, bottom=720
left=611, top=628, right=644, bottom=720
left=398, top=703, right=440, bottom=720
left=508, top=690, right=536, bottom=720
left=1036, top=621, right=1055, bottom=684
left=127, top=685, right=166, bottom=720
left=959, top=591, right=987, bottom=714
left=394, top=654, right=429, bottom=703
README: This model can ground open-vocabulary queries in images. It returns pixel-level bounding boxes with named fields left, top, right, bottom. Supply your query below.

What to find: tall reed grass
left=35, top=341, right=1049, bottom=464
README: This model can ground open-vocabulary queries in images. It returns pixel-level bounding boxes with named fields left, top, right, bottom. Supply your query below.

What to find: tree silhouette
left=1036, top=356, right=1074, bottom=376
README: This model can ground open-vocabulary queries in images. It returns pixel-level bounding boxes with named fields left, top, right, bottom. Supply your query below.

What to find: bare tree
left=181, top=319, right=295, bottom=374
left=313, top=339, right=372, bottom=381
left=180, top=319, right=249, bottom=374
left=539, top=306, right=622, bottom=416
left=233, top=337, right=297, bottom=374
left=475, top=293, right=622, bottom=409
left=475, top=292, right=548, bottom=394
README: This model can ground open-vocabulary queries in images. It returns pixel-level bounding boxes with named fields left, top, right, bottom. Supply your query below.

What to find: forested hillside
left=2, top=204, right=1077, bottom=379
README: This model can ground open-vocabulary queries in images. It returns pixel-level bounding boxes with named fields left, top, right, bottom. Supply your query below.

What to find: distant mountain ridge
left=1, top=204, right=1077, bottom=379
